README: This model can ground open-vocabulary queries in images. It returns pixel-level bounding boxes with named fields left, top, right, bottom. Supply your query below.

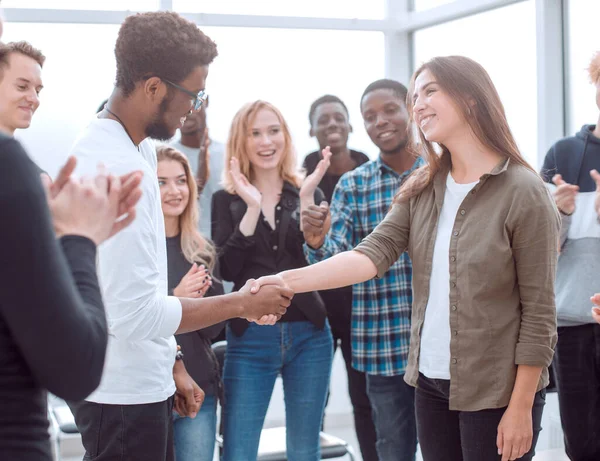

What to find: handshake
left=238, top=275, right=295, bottom=325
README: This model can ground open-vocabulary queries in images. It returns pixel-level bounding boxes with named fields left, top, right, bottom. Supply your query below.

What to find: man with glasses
left=67, top=12, right=293, bottom=461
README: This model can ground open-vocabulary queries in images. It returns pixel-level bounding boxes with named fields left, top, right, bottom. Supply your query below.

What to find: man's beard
left=145, top=97, right=173, bottom=141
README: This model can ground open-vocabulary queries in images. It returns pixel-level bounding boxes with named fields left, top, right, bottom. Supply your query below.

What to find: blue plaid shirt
left=304, top=156, right=423, bottom=376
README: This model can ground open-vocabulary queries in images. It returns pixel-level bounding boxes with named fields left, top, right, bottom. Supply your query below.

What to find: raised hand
left=300, top=146, right=332, bottom=202
left=239, top=276, right=293, bottom=321
left=42, top=158, right=143, bottom=241
left=173, top=263, right=212, bottom=298
left=552, top=174, right=578, bottom=215
left=230, top=157, right=261, bottom=209
left=590, top=170, right=600, bottom=217
left=301, top=201, right=331, bottom=250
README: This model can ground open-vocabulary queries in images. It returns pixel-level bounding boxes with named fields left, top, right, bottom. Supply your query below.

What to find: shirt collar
left=376, top=155, right=424, bottom=178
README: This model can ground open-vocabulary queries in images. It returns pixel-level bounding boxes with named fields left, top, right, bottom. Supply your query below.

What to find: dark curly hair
left=115, top=12, right=218, bottom=96
left=360, top=79, right=408, bottom=109
left=308, top=94, right=349, bottom=125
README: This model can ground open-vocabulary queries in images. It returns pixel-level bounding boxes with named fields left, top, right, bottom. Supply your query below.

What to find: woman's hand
left=591, top=293, right=600, bottom=324
left=230, top=157, right=261, bottom=209
left=497, top=403, right=533, bottom=461
left=299, top=146, right=332, bottom=202
left=173, top=263, right=212, bottom=298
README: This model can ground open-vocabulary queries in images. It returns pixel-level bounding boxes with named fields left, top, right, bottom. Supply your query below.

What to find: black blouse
left=166, top=235, right=225, bottom=397
left=211, top=182, right=326, bottom=336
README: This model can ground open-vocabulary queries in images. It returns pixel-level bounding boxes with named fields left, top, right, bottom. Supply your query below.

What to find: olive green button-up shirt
left=355, top=157, right=560, bottom=411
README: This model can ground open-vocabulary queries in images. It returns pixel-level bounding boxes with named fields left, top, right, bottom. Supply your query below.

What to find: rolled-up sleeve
left=354, top=201, right=411, bottom=278
left=511, top=184, right=560, bottom=367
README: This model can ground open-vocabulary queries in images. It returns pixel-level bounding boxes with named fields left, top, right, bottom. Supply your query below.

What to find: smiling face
left=310, top=101, right=351, bottom=153
left=412, top=68, right=468, bottom=145
left=246, top=108, right=286, bottom=172
left=146, top=64, right=209, bottom=141
left=0, top=53, right=43, bottom=135
left=158, top=158, right=190, bottom=219
left=361, top=88, right=409, bottom=154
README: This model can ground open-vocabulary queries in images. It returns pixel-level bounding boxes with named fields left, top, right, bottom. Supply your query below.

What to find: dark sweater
left=0, top=134, right=107, bottom=460
left=166, top=235, right=225, bottom=397
left=302, top=149, right=370, bottom=323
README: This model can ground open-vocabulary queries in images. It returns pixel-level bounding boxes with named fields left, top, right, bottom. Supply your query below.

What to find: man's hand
left=301, top=201, right=331, bottom=250
left=299, top=146, right=332, bottom=201
left=590, top=170, right=600, bottom=217
left=42, top=157, right=144, bottom=240
left=173, top=360, right=205, bottom=418
left=239, top=276, right=293, bottom=322
left=552, top=174, right=578, bottom=215
left=246, top=275, right=292, bottom=326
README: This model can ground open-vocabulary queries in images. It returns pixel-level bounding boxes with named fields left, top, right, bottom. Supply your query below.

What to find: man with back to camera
left=300, top=80, right=422, bottom=461
left=67, top=12, right=293, bottom=461
left=541, top=51, right=600, bottom=461
left=302, top=94, right=377, bottom=461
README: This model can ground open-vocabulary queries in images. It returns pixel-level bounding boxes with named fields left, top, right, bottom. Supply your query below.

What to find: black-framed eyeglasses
left=162, top=78, right=207, bottom=111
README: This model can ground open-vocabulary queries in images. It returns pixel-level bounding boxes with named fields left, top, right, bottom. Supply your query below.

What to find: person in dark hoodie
left=541, top=51, right=600, bottom=461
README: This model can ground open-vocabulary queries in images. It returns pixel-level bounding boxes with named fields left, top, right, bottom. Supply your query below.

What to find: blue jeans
left=222, top=320, right=333, bottom=461
left=173, top=394, right=217, bottom=461
left=366, top=373, right=417, bottom=461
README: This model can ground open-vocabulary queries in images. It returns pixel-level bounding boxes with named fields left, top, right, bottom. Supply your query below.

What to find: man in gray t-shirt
left=170, top=98, right=225, bottom=237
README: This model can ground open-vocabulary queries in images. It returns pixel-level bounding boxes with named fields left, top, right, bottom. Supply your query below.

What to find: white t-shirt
left=419, top=173, right=478, bottom=380
left=72, top=118, right=182, bottom=404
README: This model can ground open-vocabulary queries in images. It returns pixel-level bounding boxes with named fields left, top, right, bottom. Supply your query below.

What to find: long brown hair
left=222, top=100, right=302, bottom=193
left=156, top=145, right=216, bottom=271
left=395, top=55, right=536, bottom=203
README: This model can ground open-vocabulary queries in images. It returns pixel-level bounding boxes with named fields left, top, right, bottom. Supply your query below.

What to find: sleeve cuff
left=353, top=245, right=388, bottom=279
left=228, top=226, right=257, bottom=249
left=160, top=296, right=183, bottom=337
left=515, top=343, right=555, bottom=368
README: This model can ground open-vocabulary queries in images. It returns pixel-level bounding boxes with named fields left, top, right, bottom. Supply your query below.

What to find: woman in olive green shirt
left=251, top=56, right=560, bottom=461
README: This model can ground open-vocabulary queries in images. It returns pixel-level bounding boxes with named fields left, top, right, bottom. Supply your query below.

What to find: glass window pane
left=413, top=0, right=538, bottom=166
left=566, top=0, right=600, bottom=134
left=412, top=0, right=455, bottom=12
left=1, top=1, right=157, bottom=10
left=2, top=22, right=384, bottom=176
left=174, top=0, right=385, bottom=20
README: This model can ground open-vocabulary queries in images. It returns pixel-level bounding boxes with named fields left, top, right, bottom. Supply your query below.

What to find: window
left=413, top=0, right=538, bottom=166
left=412, top=0, right=455, bottom=12
left=174, top=0, right=385, bottom=20
left=1, top=0, right=158, bottom=10
left=566, top=0, right=600, bottom=134
left=2, top=22, right=384, bottom=176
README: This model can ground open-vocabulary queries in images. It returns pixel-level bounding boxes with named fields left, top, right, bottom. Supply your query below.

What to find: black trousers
left=415, top=373, right=545, bottom=461
left=322, top=287, right=379, bottom=461
left=554, top=323, right=600, bottom=461
left=68, top=396, right=175, bottom=461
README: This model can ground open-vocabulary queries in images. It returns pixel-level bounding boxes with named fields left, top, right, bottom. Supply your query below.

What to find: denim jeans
left=222, top=320, right=333, bottom=461
left=366, top=373, right=417, bottom=461
left=554, top=324, right=600, bottom=461
left=415, top=373, right=545, bottom=461
left=173, top=394, right=217, bottom=461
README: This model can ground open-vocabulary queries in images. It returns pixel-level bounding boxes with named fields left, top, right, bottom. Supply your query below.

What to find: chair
left=47, top=395, right=84, bottom=461
left=212, top=341, right=356, bottom=461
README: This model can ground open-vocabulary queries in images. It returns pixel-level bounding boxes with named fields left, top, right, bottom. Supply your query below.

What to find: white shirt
left=71, top=118, right=182, bottom=404
left=419, top=173, right=478, bottom=380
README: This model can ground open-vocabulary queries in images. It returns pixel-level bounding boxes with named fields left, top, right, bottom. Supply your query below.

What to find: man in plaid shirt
left=303, top=79, right=421, bottom=461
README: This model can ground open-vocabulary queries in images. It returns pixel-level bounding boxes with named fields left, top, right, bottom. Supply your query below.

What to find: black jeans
left=323, top=287, right=379, bottom=461
left=68, top=396, right=175, bottom=461
left=415, top=373, right=545, bottom=461
left=554, top=323, right=600, bottom=461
